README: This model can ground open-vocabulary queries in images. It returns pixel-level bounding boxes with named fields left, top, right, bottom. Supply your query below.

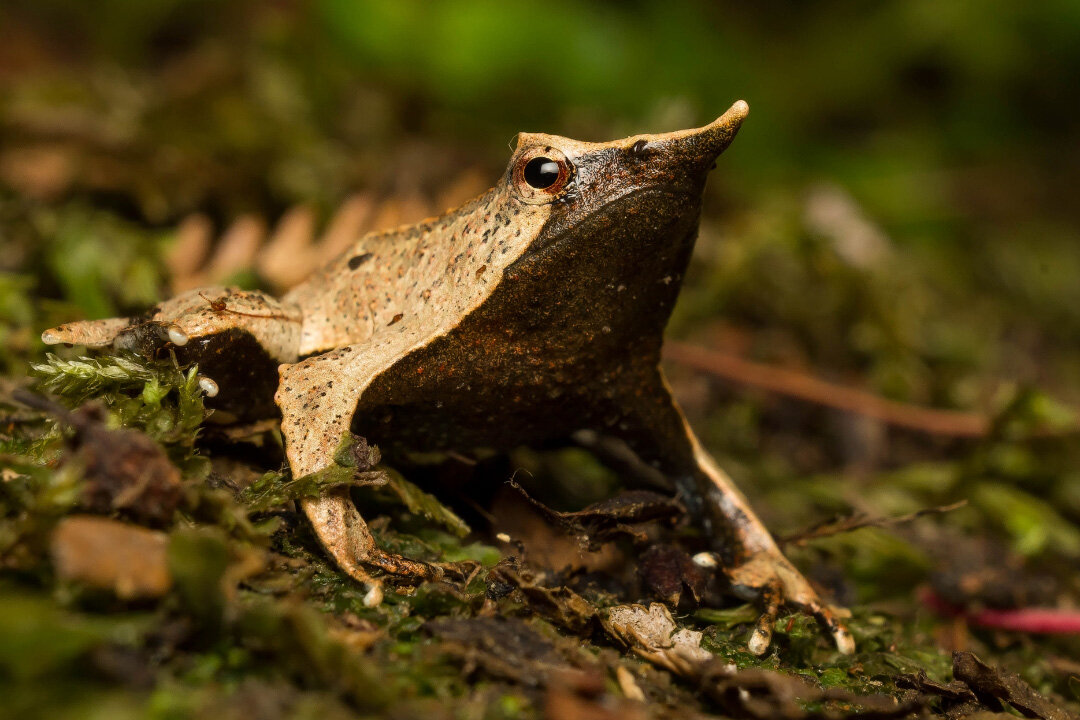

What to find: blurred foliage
left=1, top=0, right=1079, bottom=717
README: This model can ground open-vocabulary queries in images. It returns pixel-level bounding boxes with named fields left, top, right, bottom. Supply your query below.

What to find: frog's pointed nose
left=652, top=100, right=749, bottom=168
left=707, top=99, right=750, bottom=148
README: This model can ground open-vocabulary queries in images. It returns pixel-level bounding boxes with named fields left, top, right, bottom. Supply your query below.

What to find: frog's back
left=284, top=189, right=549, bottom=357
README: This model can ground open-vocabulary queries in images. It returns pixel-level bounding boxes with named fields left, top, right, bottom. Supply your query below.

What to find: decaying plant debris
left=3, top=3, right=1080, bottom=718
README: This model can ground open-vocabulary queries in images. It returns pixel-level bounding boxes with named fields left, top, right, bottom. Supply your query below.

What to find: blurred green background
left=4, top=0, right=1080, bottom=388
left=2, top=0, right=1080, bottom=702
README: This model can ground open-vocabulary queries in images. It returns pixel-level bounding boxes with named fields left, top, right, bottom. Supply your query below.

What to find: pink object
left=921, top=588, right=1080, bottom=635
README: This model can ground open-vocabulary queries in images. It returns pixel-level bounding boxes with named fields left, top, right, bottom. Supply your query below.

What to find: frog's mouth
left=523, top=186, right=690, bottom=260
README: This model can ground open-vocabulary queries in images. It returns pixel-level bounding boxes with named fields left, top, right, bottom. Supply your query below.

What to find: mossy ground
left=2, top=2, right=1079, bottom=718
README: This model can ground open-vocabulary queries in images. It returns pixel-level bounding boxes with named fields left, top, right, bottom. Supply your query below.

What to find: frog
left=42, top=100, right=853, bottom=655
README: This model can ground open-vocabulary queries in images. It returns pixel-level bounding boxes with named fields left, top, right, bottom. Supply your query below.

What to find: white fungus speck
left=167, top=325, right=189, bottom=346
left=197, top=376, right=219, bottom=397
left=692, top=551, right=719, bottom=569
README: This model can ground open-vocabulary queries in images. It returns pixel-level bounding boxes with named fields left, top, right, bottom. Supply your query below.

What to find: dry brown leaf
left=603, top=603, right=715, bottom=677
left=51, top=515, right=172, bottom=599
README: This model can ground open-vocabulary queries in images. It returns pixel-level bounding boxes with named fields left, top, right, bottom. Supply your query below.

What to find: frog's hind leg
left=606, top=367, right=854, bottom=656
left=43, top=287, right=303, bottom=420
left=42, top=317, right=138, bottom=348
left=42, top=287, right=302, bottom=363
left=275, top=345, right=442, bottom=599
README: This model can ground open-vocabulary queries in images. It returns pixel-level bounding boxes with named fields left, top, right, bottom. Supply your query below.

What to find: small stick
left=663, top=341, right=992, bottom=437
left=780, top=500, right=968, bottom=547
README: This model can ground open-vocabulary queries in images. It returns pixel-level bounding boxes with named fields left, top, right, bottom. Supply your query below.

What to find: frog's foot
left=717, top=549, right=853, bottom=656
left=301, top=492, right=443, bottom=606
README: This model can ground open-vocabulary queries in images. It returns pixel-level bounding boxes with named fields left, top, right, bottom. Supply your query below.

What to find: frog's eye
left=512, top=146, right=572, bottom=203
left=524, top=157, right=560, bottom=188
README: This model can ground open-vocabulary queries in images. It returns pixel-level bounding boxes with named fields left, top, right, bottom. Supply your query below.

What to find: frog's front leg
left=275, top=347, right=442, bottom=599
left=610, top=369, right=854, bottom=656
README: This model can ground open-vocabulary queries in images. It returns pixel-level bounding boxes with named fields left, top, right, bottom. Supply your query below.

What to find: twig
left=663, top=341, right=991, bottom=437
left=780, top=501, right=967, bottom=547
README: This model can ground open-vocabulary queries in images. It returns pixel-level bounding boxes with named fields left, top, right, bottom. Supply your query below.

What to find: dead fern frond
left=166, top=167, right=489, bottom=294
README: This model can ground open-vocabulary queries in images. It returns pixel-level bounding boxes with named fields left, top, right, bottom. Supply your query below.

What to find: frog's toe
left=42, top=317, right=134, bottom=348
left=723, top=550, right=854, bottom=656
left=815, top=602, right=855, bottom=655
left=366, top=551, right=444, bottom=582
left=747, top=580, right=782, bottom=655
left=363, top=582, right=384, bottom=607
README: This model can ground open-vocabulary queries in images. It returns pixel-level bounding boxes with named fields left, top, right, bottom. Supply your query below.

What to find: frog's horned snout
left=651, top=99, right=749, bottom=168
left=695, top=99, right=749, bottom=161
left=722, top=99, right=750, bottom=124
left=713, top=99, right=750, bottom=138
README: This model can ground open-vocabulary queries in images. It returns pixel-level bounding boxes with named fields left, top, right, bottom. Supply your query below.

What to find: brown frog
left=43, top=101, right=853, bottom=655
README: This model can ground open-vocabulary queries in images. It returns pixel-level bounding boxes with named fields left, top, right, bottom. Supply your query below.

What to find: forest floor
left=2, top=4, right=1080, bottom=719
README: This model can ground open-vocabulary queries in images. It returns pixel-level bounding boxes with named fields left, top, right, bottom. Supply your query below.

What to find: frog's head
left=507, top=100, right=747, bottom=222
left=495, top=101, right=748, bottom=340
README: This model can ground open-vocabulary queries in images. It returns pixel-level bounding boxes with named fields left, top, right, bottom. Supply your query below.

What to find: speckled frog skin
left=44, top=101, right=852, bottom=655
